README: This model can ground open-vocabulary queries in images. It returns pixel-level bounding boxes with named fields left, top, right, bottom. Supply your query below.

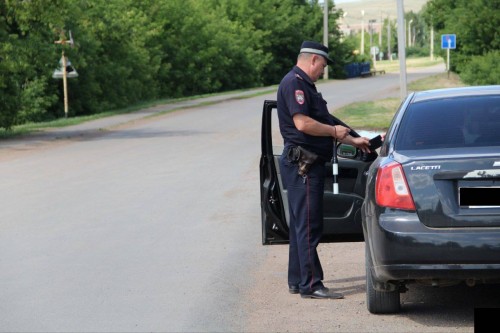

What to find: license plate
left=459, top=187, right=500, bottom=208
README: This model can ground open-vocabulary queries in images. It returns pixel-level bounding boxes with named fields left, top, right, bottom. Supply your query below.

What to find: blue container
left=344, top=62, right=372, bottom=78
left=360, top=62, right=371, bottom=74
left=344, top=63, right=361, bottom=78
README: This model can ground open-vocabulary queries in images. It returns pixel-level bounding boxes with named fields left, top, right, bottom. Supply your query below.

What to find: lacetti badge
left=494, top=161, right=500, bottom=167
left=410, top=165, right=441, bottom=171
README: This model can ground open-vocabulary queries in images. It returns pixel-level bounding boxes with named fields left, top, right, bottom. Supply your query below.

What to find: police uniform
left=277, top=41, right=341, bottom=299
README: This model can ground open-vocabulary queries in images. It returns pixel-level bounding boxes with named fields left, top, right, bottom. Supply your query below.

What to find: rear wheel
left=365, top=245, right=401, bottom=314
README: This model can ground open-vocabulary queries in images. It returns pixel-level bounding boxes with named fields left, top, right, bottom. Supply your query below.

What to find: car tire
left=365, top=244, right=401, bottom=314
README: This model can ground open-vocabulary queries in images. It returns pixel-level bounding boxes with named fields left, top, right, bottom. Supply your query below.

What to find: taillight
left=375, top=161, right=416, bottom=210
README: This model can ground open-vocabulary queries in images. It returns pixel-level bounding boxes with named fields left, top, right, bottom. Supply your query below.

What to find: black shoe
left=288, top=285, right=299, bottom=294
left=300, top=287, right=344, bottom=299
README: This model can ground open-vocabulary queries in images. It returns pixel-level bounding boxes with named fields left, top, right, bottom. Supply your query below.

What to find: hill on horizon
left=335, top=0, right=428, bottom=26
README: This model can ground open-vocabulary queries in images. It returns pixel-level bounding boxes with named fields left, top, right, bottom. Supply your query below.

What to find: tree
left=0, top=0, right=65, bottom=126
left=67, top=0, right=161, bottom=114
left=0, top=0, right=354, bottom=129
left=423, top=0, right=500, bottom=84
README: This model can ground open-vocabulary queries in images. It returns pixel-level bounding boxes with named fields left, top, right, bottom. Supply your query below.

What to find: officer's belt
left=286, top=146, right=325, bottom=176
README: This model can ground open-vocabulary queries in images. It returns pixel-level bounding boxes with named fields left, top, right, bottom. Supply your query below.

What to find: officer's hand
left=352, top=136, right=371, bottom=153
left=334, top=125, right=350, bottom=140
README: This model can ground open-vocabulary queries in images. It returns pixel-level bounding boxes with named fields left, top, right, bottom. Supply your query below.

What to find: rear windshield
left=395, top=95, right=500, bottom=150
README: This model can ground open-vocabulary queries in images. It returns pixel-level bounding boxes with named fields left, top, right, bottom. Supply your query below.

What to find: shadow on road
left=325, top=275, right=366, bottom=297
left=330, top=271, right=499, bottom=329
left=401, top=283, right=499, bottom=328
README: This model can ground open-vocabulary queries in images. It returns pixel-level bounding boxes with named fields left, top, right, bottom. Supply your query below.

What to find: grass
left=408, top=71, right=465, bottom=91
left=0, top=98, right=178, bottom=138
left=374, top=57, right=444, bottom=73
left=0, top=112, right=119, bottom=138
left=334, top=99, right=401, bottom=130
left=335, top=70, right=467, bottom=131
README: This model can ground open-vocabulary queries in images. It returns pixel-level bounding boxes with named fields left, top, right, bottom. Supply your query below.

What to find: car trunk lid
left=398, top=149, right=500, bottom=228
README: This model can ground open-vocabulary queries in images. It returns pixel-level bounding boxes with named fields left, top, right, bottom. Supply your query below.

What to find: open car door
left=259, top=100, right=376, bottom=245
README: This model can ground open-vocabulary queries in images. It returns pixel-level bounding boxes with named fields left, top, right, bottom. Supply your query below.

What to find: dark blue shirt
left=277, top=66, right=336, bottom=161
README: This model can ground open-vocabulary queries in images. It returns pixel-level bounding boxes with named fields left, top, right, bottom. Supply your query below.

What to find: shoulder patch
left=295, top=90, right=305, bottom=105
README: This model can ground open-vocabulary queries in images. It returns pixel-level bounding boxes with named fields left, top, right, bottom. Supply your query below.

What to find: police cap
left=299, top=41, right=333, bottom=64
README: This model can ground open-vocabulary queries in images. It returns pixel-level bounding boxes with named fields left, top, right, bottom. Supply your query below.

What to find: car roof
left=411, top=85, right=500, bottom=103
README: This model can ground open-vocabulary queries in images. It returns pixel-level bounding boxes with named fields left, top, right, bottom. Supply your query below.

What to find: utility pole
left=387, top=16, right=392, bottom=61
left=54, top=31, right=75, bottom=118
left=430, top=25, right=434, bottom=61
left=360, top=10, right=365, bottom=54
left=379, top=12, right=383, bottom=48
left=61, top=52, right=68, bottom=118
left=397, top=0, right=407, bottom=100
left=323, top=0, right=329, bottom=79
left=408, top=19, right=413, bottom=47
left=369, top=20, right=374, bottom=51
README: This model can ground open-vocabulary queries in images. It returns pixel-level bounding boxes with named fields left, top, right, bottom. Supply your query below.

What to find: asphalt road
left=2, top=63, right=497, bottom=332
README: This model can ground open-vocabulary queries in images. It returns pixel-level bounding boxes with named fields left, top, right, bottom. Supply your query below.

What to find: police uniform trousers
left=280, top=151, right=326, bottom=293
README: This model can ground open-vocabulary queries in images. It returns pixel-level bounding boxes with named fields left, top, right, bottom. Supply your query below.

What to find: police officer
left=277, top=41, right=370, bottom=299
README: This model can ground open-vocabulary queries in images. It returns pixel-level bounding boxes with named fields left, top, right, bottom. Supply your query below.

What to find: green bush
left=406, top=46, right=430, bottom=58
left=0, top=78, right=19, bottom=130
left=458, top=51, right=500, bottom=85
left=18, top=77, right=58, bottom=123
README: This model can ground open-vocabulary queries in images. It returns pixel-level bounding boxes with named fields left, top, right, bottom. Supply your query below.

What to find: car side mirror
left=337, top=143, right=378, bottom=162
left=337, top=144, right=357, bottom=158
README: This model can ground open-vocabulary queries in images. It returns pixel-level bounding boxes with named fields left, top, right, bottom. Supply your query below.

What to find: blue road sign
left=441, top=34, right=456, bottom=49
